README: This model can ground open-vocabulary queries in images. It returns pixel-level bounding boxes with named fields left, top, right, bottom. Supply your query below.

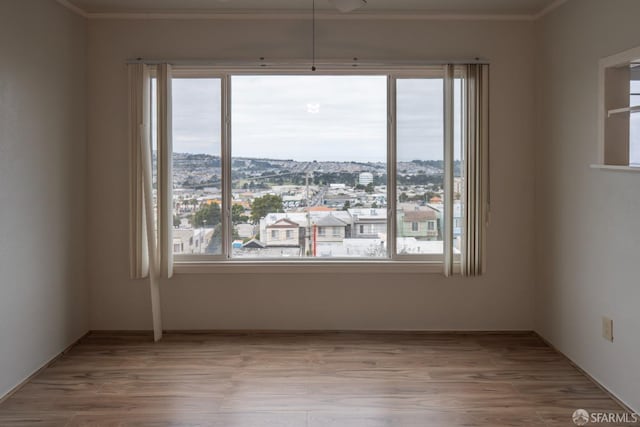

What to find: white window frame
left=162, top=66, right=466, bottom=273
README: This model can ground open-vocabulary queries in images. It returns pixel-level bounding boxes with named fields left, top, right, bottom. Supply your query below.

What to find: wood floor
left=0, top=332, right=633, bottom=426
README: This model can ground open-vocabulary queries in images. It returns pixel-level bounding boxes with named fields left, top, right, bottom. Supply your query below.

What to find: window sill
left=173, top=260, right=448, bottom=275
left=590, top=164, right=640, bottom=173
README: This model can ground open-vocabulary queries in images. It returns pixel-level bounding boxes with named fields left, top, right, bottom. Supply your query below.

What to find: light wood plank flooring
left=0, top=332, right=634, bottom=426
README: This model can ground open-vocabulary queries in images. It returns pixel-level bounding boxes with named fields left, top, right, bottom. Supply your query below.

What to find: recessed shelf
left=607, top=105, right=640, bottom=117
left=590, top=164, right=640, bottom=172
left=598, top=45, right=640, bottom=167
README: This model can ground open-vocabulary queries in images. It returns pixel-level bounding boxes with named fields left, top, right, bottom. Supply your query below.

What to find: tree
left=206, top=224, right=223, bottom=253
left=192, top=202, right=221, bottom=228
left=173, top=215, right=181, bottom=228
left=399, top=192, right=409, bottom=203
left=365, top=183, right=375, bottom=194
left=232, top=204, right=249, bottom=224
left=250, top=194, right=283, bottom=223
left=342, top=200, right=351, bottom=211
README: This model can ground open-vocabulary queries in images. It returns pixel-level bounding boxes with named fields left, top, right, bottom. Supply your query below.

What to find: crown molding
left=84, top=11, right=535, bottom=21
left=55, top=0, right=570, bottom=22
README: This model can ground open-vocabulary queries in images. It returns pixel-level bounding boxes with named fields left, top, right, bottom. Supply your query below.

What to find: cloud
left=172, top=78, right=222, bottom=155
left=171, top=75, right=448, bottom=162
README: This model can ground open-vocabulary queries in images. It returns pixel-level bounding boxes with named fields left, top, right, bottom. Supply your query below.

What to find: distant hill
left=157, top=152, right=458, bottom=188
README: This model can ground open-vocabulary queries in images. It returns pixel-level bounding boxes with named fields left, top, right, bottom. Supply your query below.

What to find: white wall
left=1, top=0, right=638, bottom=411
left=87, top=18, right=536, bottom=332
left=535, top=0, right=640, bottom=412
left=0, top=1, right=88, bottom=398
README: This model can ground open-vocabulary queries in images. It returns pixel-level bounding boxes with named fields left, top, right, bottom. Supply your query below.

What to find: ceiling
left=66, top=0, right=560, bottom=16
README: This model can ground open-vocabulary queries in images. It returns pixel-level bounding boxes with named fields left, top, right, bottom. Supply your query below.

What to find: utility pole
left=305, top=171, right=312, bottom=256
left=305, top=171, right=311, bottom=205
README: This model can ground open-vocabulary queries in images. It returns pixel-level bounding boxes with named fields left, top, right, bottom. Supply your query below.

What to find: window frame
left=167, top=66, right=462, bottom=272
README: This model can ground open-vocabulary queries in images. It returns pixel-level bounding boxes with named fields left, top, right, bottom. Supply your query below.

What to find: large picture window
left=131, top=63, right=489, bottom=275
left=230, top=75, right=387, bottom=259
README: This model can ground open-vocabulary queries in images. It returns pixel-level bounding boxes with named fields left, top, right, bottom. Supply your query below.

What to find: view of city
left=166, top=75, right=463, bottom=259
left=171, top=154, right=463, bottom=258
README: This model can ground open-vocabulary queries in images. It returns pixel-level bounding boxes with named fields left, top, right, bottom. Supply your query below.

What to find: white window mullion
left=387, top=75, right=397, bottom=260
left=443, top=65, right=455, bottom=276
left=222, top=74, right=233, bottom=259
left=158, top=64, right=173, bottom=279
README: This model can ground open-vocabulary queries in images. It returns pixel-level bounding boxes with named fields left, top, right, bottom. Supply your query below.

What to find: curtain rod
left=125, top=58, right=490, bottom=68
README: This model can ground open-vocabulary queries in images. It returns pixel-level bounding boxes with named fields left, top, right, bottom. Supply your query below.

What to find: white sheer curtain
left=129, top=63, right=174, bottom=341
left=461, top=64, right=490, bottom=276
left=129, top=63, right=150, bottom=280
left=442, top=63, right=489, bottom=276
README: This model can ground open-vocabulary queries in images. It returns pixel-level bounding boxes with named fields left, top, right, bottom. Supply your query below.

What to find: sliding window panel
left=230, top=75, right=388, bottom=259
left=453, top=73, right=464, bottom=259
left=631, top=111, right=640, bottom=166
left=171, top=78, right=223, bottom=256
left=630, top=72, right=640, bottom=166
left=395, top=78, right=444, bottom=257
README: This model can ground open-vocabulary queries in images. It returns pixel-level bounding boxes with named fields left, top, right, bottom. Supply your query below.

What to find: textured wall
left=0, top=0, right=88, bottom=398
left=535, top=0, right=640, bottom=412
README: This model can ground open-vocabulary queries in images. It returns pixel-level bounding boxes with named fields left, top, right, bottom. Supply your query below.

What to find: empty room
left=0, top=0, right=639, bottom=425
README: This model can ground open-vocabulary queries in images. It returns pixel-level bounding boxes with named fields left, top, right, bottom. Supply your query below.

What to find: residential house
left=264, top=218, right=301, bottom=247
left=399, top=209, right=438, bottom=240
left=349, top=208, right=387, bottom=238
left=314, top=214, right=348, bottom=243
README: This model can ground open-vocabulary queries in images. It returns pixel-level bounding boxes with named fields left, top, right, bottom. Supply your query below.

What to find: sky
left=172, top=75, right=450, bottom=162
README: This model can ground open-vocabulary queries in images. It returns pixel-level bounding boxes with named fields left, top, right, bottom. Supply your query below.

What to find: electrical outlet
left=602, top=317, right=614, bottom=342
